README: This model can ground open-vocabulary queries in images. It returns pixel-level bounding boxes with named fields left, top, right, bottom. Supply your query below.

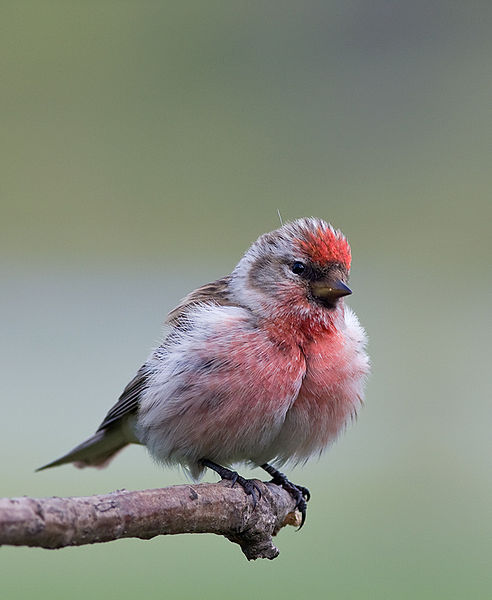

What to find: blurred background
left=1, top=1, right=491, bottom=598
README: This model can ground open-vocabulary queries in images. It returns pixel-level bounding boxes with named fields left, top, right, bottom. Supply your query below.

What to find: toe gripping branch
left=201, top=459, right=310, bottom=529
left=260, top=463, right=310, bottom=529
left=200, top=459, right=262, bottom=508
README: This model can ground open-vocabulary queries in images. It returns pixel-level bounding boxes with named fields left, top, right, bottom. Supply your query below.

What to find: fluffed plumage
left=38, top=217, right=369, bottom=516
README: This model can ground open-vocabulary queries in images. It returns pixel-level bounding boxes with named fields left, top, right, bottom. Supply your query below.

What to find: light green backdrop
left=1, top=2, right=491, bottom=598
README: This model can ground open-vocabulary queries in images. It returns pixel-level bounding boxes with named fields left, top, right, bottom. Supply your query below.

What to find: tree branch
left=0, top=481, right=302, bottom=560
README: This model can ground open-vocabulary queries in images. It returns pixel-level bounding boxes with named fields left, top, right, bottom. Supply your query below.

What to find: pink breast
left=279, top=329, right=366, bottom=460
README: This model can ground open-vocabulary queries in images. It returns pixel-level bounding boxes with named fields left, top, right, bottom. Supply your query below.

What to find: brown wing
left=96, top=365, right=148, bottom=431
left=165, top=276, right=234, bottom=327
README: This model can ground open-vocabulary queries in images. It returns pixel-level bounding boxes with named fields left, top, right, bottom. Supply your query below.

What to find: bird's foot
left=201, top=459, right=262, bottom=508
left=260, top=463, right=310, bottom=529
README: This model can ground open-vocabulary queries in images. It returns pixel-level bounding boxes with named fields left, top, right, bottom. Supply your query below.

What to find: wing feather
left=166, top=276, right=233, bottom=327
left=96, top=366, right=148, bottom=431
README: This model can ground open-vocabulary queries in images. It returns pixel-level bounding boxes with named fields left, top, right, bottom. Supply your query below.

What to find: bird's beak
left=311, top=279, right=352, bottom=303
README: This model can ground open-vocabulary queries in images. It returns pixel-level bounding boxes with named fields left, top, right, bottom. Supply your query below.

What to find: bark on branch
left=0, top=481, right=302, bottom=560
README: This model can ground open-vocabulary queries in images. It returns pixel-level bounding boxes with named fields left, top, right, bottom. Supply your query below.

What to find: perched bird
left=38, top=217, right=369, bottom=526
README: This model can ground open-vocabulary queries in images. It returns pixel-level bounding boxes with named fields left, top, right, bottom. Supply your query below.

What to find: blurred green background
left=1, top=2, right=491, bottom=598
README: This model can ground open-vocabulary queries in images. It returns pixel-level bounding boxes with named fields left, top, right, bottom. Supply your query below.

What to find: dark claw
left=236, top=476, right=262, bottom=508
left=259, top=463, right=310, bottom=529
left=296, top=485, right=311, bottom=502
left=297, top=497, right=307, bottom=529
left=279, top=480, right=308, bottom=530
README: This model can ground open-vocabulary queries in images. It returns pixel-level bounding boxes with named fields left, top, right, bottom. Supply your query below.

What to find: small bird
left=38, top=218, right=369, bottom=526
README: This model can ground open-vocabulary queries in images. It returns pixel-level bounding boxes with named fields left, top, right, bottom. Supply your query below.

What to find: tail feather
left=36, top=427, right=130, bottom=472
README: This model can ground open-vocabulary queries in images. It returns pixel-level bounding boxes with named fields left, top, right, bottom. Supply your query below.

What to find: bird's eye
left=291, top=261, right=306, bottom=275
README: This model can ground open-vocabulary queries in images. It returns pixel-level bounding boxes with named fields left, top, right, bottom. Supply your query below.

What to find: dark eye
left=291, top=261, right=306, bottom=275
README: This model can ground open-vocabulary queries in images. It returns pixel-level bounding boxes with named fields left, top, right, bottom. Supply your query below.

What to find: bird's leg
left=200, top=459, right=262, bottom=508
left=260, top=463, right=310, bottom=528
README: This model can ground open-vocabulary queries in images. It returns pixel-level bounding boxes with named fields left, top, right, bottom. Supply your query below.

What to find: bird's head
left=229, top=217, right=352, bottom=330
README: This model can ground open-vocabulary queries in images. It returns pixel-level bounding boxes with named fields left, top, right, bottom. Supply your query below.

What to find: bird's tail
left=36, top=425, right=133, bottom=471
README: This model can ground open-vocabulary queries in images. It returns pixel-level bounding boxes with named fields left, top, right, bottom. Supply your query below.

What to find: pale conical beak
left=311, top=279, right=352, bottom=303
